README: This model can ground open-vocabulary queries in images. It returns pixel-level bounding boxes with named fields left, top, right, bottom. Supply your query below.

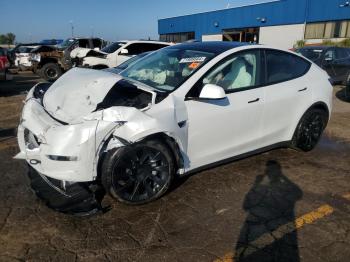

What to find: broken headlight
left=31, top=53, right=41, bottom=62
left=33, top=82, right=51, bottom=104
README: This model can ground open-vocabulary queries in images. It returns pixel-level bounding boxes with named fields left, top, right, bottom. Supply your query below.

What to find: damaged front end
left=15, top=68, right=177, bottom=215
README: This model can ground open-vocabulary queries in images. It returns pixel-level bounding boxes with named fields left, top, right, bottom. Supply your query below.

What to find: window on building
left=305, top=23, right=325, bottom=39
left=159, top=32, right=195, bottom=43
left=305, top=20, right=350, bottom=39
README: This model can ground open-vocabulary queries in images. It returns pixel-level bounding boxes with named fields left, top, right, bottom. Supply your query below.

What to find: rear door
left=261, top=49, right=312, bottom=146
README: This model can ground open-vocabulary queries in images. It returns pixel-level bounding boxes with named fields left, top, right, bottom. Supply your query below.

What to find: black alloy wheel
left=293, top=109, right=327, bottom=152
left=102, top=140, right=174, bottom=204
left=41, top=63, right=62, bottom=81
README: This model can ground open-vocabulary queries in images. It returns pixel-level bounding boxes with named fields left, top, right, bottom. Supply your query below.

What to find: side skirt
left=184, top=141, right=291, bottom=176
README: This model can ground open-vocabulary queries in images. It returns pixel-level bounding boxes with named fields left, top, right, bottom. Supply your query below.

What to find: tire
left=292, top=108, right=328, bottom=152
left=345, top=72, right=350, bottom=102
left=101, top=139, right=174, bottom=205
left=41, top=62, right=62, bottom=81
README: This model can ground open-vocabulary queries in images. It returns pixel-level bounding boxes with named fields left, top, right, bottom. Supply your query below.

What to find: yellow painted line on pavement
left=342, top=192, right=350, bottom=201
left=214, top=204, right=334, bottom=262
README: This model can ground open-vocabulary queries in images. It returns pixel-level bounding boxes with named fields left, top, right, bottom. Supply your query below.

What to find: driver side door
left=184, top=49, right=265, bottom=171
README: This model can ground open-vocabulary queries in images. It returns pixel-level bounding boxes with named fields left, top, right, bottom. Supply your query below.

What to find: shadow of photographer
left=234, top=160, right=303, bottom=262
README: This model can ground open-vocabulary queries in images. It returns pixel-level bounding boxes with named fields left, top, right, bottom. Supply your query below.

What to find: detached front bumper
left=16, top=98, right=107, bottom=215
left=16, top=99, right=99, bottom=182
left=27, top=165, right=103, bottom=216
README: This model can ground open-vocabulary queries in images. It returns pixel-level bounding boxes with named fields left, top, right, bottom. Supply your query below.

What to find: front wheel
left=40, top=63, right=62, bottom=81
left=101, top=140, right=174, bottom=205
left=292, top=108, right=328, bottom=152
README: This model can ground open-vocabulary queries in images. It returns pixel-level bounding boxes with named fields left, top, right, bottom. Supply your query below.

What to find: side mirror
left=199, top=84, right=226, bottom=100
left=120, top=48, right=129, bottom=55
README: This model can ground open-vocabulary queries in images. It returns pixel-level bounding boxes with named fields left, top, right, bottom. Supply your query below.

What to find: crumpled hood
left=43, top=68, right=123, bottom=123
left=70, top=47, right=107, bottom=59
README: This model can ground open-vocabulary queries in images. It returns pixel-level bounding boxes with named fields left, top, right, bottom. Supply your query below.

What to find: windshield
left=120, top=48, right=215, bottom=92
left=57, top=38, right=75, bottom=49
left=101, top=42, right=126, bottom=54
left=297, top=48, right=324, bottom=62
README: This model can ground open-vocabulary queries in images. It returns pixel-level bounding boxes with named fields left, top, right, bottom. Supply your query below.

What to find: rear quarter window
left=265, top=50, right=311, bottom=85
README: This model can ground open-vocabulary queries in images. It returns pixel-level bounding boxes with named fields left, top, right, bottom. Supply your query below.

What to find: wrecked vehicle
left=16, top=42, right=332, bottom=215
left=30, top=37, right=107, bottom=81
left=70, top=40, right=171, bottom=69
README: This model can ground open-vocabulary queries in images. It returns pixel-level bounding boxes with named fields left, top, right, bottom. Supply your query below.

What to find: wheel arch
left=96, top=131, right=185, bottom=181
left=308, top=101, right=330, bottom=122
left=137, top=132, right=185, bottom=173
left=38, top=57, right=58, bottom=68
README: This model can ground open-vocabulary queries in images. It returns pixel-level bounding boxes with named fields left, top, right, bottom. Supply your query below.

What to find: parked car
left=104, top=51, right=152, bottom=74
left=70, top=40, right=171, bottom=69
left=296, top=46, right=350, bottom=85
left=345, top=74, right=350, bottom=101
left=14, top=45, right=39, bottom=71
left=16, top=42, right=332, bottom=215
left=30, top=37, right=107, bottom=81
left=0, top=47, right=10, bottom=80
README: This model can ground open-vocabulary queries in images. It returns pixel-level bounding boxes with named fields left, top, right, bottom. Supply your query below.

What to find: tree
left=6, top=33, right=15, bottom=45
left=0, top=33, right=16, bottom=45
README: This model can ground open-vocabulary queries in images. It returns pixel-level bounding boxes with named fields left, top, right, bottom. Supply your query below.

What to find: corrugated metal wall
left=158, top=0, right=350, bottom=39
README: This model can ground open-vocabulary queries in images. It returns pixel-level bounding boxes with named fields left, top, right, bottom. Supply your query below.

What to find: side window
left=139, top=43, right=168, bottom=53
left=124, top=44, right=143, bottom=56
left=265, top=50, right=310, bottom=84
left=92, top=39, right=102, bottom=49
left=335, top=48, right=350, bottom=60
left=78, top=39, right=90, bottom=48
left=187, top=49, right=262, bottom=97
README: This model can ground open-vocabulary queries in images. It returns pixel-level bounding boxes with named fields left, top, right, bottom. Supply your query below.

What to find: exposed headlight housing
left=33, top=82, right=52, bottom=104
left=31, top=53, right=41, bottom=62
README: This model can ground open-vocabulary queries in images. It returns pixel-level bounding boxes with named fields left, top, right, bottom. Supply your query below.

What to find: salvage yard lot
left=1, top=72, right=350, bottom=262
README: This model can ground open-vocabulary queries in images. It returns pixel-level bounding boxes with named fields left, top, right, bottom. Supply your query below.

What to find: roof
left=167, top=41, right=250, bottom=54
left=300, top=46, right=350, bottom=50
left=159, top=0, right=350, bottom=37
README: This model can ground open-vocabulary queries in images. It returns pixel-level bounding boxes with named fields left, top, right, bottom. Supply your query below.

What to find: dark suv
left=297, top=46, right=350, bottom=85
left=30, top=38, right=107, bottom=81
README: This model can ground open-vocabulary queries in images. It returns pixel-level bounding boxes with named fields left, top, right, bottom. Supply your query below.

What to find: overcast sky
left=1, top=0, right=276, bottom=43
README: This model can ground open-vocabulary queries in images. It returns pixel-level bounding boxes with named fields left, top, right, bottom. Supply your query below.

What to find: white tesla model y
left=16, top=42, right=332, bottom=215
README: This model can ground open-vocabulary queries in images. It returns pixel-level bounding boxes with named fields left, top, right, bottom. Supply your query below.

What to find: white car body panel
left=75, top=40, right=172, bottom=68
left=16, top=44, right=333, bottom=183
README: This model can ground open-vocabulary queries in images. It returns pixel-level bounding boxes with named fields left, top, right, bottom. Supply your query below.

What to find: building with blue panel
left=158, top=0, right=350, bottom=49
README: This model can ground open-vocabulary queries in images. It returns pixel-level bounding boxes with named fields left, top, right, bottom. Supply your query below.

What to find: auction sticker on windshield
left=179, top=57, right=207, bottom=63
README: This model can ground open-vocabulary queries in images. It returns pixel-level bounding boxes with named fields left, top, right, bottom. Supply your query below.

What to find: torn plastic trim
left=27, top=165, right=105, bottom=216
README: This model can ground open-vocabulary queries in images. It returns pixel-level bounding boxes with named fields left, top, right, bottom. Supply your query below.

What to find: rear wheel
left=292, top=108, right=328, bottom=152
left=40, top=62, right=62, bottom=81
left=101, top=140, right=174, bottom=205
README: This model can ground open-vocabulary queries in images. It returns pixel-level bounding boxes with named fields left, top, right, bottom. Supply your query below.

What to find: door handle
left=298, top=87, right=307, bottom=92
left=248, top=98, right=260, bottom=103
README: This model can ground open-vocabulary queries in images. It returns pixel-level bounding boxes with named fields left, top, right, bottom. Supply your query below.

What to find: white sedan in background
left=16, top=42, right=332, bottom=215
left=70, top=40, right=172, bottom=69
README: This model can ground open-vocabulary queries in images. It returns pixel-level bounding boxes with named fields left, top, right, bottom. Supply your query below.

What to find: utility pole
left=69, top=21, right=74, bottom=38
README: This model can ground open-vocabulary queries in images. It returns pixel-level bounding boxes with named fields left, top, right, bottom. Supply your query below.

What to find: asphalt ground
left=0, top=71, right=350, bottom=262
